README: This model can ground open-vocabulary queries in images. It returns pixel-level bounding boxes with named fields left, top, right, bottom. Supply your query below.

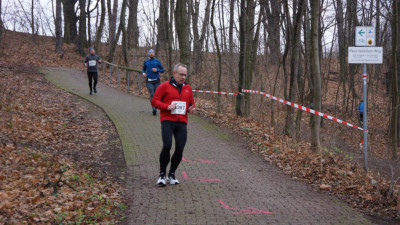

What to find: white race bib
left=88, top=60, right=96, bottom=66
left=171, top=101, right=187, bottom=115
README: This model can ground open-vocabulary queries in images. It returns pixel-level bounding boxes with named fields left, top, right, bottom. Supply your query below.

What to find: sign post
left=349, top=26, right=382, bottom=172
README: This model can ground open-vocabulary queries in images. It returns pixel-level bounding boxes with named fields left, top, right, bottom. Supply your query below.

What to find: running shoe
left=152, top=109, right=157, bottom=116
left=94, top=87, right=97, bottom=93
left=157, top=175, right=166, bottom=187
left=168, top=173, right=179, bottom=185
left=89, top=90, right=93, bottom=95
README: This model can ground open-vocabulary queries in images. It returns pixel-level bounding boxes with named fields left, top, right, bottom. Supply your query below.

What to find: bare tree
left=107, top=0, right=118, bottom=62
left=236, top=0, right=263, bottom=117
left=333, top=0, right=348, bottom=113
left=175, top=0, right=191, bottom=81
left=157, top=0, right=172, bottom=76
left=391, top=0, right=399, bottom=159
left=265, top=0, right=281, bottom=65
left=0, top=0, right=3, bottom=44
left=55, top=0, right=63, bottom=53
left=310, top=0, right=322, bottom=152
left=284, top=0, right=305, bottom=137
left=119, top=0, right=129, bottom=66
left=78, top=0, right=87, bottom=55
left=228, top=0, right=235, bottom=53
left=94, top=0, right=105, bottom=54
left=191, top=0, right=212, bottom=73
left=62, top=0, right=78, bottom=44
left=127, top=0, right=139, bottom=50
left=211, top=0, right=222, bottom=112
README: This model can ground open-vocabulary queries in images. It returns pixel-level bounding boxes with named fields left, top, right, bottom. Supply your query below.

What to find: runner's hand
left=142, top=73, right=147, bottom=77
left=152, top=68, right=157, bottom=72
left=168, top=103, right=177, bottom=111
left=188, top=106, right=195, bottom=113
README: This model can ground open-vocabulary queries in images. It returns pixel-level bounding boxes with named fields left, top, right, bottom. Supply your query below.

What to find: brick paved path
left=43, top=67, right=372, bottom=224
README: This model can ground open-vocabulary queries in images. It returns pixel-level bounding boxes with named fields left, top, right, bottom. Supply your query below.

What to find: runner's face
left=149, top=52, right=155, bottom=58
left=90, top=49, right=95, bottom=55
left=173, top=66, right=187, bottom=85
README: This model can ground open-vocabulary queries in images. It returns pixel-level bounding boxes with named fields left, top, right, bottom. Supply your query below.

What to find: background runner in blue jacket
left=142, top=49, right=165, bottom=115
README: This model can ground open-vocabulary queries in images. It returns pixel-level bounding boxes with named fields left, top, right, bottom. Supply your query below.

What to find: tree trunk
left=333, top=0, right=348, bottom=114
left=192, top=0, right=211, bottom=73
left=62, top=0, right=78, bottom=44
left=107, top=0, right=118, bottom=62
left=78, top=0, right=87, bottom=56
left=228, top=0, right=235, bottom=53
left=310, top=0, right=321, bottom=152
left=374, top=0, right=381, bottom=80
left=55, top=0, right=63, bottom=53
left=94, top=0, right=105, bottom=54
left=211, top=0, right=222, bottom=112
left=127, top=0, right=139, bottom=50
left=346, top=0, right=359, bottom=113
left=31, top=0, right=35, bottom=35
left=120, top=0, right=128, bottom=66
left=284, top=0, right=304, bottom=137
left=392, top=0, right=399, bottom=159
left=175, top=0, right=191, bottom=81
left=266, top=0, right=281, bottom=65
left=157, top=0, right=171, bottom=76
left=236, top=0, right=262, bottom=117
left=0, top=0, right=2, bottom=44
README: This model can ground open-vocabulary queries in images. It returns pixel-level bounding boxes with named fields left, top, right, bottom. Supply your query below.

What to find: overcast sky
left=1, top=0, right=348, bottom=53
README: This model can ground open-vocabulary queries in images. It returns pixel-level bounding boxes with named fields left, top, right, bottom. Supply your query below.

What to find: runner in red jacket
left=151, top=63, right=195, bottom=186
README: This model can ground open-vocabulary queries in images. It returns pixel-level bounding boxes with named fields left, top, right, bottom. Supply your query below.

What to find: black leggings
left=87, top=71, right=98, bottom=91
left=160, top=121, right=187, bottom=175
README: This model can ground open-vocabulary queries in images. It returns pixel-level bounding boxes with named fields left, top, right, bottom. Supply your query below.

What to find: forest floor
left=0, top=30, right=399, bottom=223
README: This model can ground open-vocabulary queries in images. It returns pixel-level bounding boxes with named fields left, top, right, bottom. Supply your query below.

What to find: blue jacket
left=142, top=58, right=164, bottom=81
left=357, top=102, right=364, bottom=113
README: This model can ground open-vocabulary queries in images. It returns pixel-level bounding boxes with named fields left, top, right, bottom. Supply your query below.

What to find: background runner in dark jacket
left=84, top=47, right=101, bottom=95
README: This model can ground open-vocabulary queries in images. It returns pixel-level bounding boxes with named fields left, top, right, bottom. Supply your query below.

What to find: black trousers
left=87, top=71, right=98, bottom=91
left=160, top=121, right=187, bottom=175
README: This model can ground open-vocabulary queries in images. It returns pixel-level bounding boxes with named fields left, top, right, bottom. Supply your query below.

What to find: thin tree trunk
left=310, top=0, right=321, bottom=152
left=333, top=0, right=348, bottom=114
left=391, top=0, right=399, bottom=159
left=78, top=0, right=87, bottom=56
left=94, top=0, right=105, bottom=54
left=284, top=0, right=304, bottom=137
left=107, top=0, right=118, bottom=62
left=31, top=0, right=35, bottom=35
left=211, top=0, right=222, bottom=112
left=55, top=0, right=63, bottom=53
left=236, top=0, right=247, bottom=116
left=192, top=0, right=211, bottom=73
left=266, top=0, right=281, bottom=65
left=120, top=0, right=128, bottom=66
left=175, top=0, right=190, bottom=81
left=228, top=0, right=235, bottom=53
left=127, top=0, right=139, bottom=50
left=0, top=0, right=3, bottom=44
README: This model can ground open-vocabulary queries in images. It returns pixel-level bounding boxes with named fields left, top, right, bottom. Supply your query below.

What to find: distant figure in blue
left=357, top=100, right=364, bottom=123
left=142, top=49, right=165, bottom=115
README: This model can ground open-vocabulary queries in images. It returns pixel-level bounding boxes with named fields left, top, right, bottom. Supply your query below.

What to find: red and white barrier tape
left=193, top=90, right=239, bottom=96
left=242, top=89, right=365, bottom=132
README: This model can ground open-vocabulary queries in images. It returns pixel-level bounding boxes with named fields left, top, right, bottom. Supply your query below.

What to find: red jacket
left=151, top=80, right=195, bottom=124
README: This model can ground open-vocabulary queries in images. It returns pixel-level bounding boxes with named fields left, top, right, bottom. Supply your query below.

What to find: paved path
left=42, top=67, right=372, bottom=225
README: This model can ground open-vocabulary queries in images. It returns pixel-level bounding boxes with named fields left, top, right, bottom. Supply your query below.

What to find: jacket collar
left=170, top=77, right=186, bottom=88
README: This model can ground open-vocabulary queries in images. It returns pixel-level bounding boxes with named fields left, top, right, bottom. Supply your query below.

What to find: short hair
left=173, top=63, right=187, bottom=72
